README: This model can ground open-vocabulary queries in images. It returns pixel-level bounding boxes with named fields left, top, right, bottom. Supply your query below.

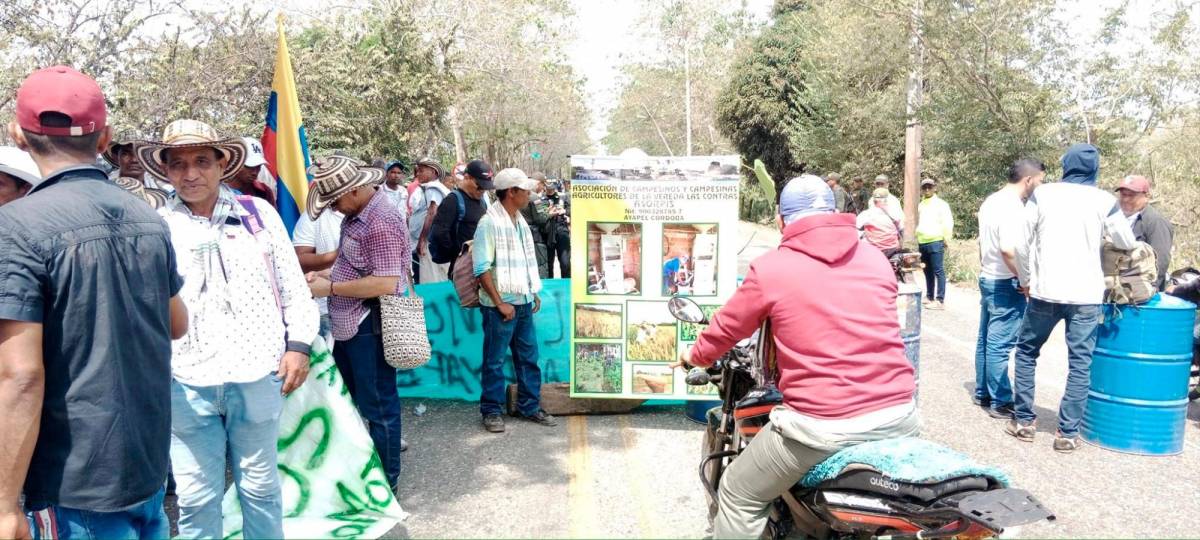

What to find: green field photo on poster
left=626, top=301, right=677, bottom=363
left=574, top=303, right=623, bottom=339
left=679, top=305, right=721, bottom=342
left=573, top=342, right=624, bottom=394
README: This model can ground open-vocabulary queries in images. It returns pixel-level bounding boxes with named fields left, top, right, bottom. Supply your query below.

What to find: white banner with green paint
left=221, top=339, right=407, bottom=538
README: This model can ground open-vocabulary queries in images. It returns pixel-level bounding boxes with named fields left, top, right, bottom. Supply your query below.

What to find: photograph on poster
left=586, top=222, right=642, bottom=295
left=678, top=305, right=721, bottom=342
left=632, top=364, right=675, bottom=395
left=662, top=223, right=719, bottom=296
left=575, top=304, right=623, bottom=339
left=574, top=343, right=624, bottom=394
left=626, top=301, right=677, bottom=362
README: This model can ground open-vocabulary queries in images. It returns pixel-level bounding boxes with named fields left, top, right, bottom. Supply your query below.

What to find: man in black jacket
left=1116, top=175, right=1173, bottom=290
left=430, top=159, right=493, bottom=274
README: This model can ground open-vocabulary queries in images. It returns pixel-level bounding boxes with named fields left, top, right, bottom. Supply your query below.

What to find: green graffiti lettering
left=222, top=529, right=241, bottom=540
left=358, top=453, right=396, bottom=507
left=276, top=408, right=331, bottom=470
left=278, top=463, right=311, bottom=518
left=332, top=524, right=368, bottom=538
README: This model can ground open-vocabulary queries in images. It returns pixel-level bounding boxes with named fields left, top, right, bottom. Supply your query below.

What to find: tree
left=605, top=0, right=757, bottom=157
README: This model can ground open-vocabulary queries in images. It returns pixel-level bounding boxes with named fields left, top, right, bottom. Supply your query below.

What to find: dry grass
left=627, top=323, right=677, bottom=362
left=575, top=307, right=622, bottom=339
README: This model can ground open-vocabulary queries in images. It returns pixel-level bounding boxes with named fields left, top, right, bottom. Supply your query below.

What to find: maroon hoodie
left=690, top=213, right=915, bottom=419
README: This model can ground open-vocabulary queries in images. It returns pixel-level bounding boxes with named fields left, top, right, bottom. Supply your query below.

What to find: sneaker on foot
left=987, top=403, right=1015, bottom=420
left=972, top=396, right=991, bottom=408
left=521, top=409, right=558, bottom=427
left=928, top=300, right=945, bottom=310
left=401, top=438, right=409, bottom=452
left=922, top=298, right=936, bottom=307
left=1053, top=433, right=1079, bottom=453
left=482, top=414, right=506, bottom=433
left=1005, top=419, right=1036, bottom=442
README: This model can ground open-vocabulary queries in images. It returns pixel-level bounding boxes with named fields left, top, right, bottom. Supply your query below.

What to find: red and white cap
left=1116, top=175, right=1151, bottom=194
left=15, top=66, right=107, bottom=136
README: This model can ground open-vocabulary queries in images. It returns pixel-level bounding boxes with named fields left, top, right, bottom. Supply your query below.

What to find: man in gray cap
left=874, top=174, right=903, bottom=221
left=825, top=172, right=850, bottom=213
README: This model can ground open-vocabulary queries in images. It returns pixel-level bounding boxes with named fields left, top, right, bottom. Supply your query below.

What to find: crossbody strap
left=235, top=195, right=283, bottom=311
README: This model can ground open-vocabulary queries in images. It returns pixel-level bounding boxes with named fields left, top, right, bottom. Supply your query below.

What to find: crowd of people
left=0, top=66, right=565, bottom=539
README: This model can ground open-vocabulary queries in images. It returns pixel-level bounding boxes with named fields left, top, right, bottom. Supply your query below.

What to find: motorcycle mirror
left=668, top=296, right=707, bottom=324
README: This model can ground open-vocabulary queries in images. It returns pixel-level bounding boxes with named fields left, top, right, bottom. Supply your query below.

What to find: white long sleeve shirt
left=161, top=195, right=320, bottom=386
left=1017, top=183, right=1136, bottom=305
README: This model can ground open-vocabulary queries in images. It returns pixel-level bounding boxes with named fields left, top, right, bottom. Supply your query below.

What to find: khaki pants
left=713, top=405, right=920, bottom=539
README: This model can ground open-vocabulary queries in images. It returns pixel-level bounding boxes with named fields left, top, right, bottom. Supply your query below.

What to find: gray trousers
left=713, top=404, right=920, bottom=539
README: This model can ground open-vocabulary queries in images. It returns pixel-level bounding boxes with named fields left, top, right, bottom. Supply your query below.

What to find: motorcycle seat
left=811, top=467, right=995, bottom=502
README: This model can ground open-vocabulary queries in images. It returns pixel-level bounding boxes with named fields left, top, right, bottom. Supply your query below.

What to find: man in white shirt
left=144, top=119, right=318, bottom=538
left=407, top=157, right=449, bottom=282
left=293, top=208, right=345, bottom=345
left=381, top=160, right=408, bottom=220
left=1007, top=144, right=1136, bottom=453
left=973, top=159, right=1044, bottom=420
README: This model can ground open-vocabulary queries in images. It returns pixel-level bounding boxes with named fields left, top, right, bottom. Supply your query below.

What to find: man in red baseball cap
left=1116, top=174, right=1173, bottom=290
left=0, top=66, right=186, bottom=540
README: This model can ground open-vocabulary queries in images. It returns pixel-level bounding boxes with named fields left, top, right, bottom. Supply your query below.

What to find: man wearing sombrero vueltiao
left=145, top=119, right=319, bottom=539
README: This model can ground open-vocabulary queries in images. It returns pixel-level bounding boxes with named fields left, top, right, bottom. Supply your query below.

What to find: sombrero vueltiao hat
left=135, top=119, right=246, bottom=182
left=113, top=176, right=170, bottom=209
left=102, top=130, right=144, bottom=167
left=307, top=156, right=385, bottom=219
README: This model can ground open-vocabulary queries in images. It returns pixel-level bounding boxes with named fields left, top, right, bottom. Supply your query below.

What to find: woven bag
left=378, top=278, right=431, bottom=370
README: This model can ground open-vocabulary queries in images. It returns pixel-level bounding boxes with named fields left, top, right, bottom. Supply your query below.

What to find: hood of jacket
left=1061, top=143, right=1099, bottom=186
left=780, top=213, right=859, bottom=264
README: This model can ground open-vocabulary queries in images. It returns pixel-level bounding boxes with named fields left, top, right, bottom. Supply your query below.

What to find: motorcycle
left=668, top=296, right=1055, bottom=539
left=889, top=250, right=924, bottom=285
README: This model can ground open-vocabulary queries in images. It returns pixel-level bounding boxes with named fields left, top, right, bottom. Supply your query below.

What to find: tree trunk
left=448, top=103, right=467, bottom=163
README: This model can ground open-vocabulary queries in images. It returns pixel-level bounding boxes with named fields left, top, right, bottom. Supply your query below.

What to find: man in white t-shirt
left=381, top=160, right=408, bottom=221
left=973, top=158, right=1043, bottom=420
left=293, top=208, right=345, bottom=345
left=406, top=158, right=449, bottom=282
left=1008, top=144, right=1136, bottom=453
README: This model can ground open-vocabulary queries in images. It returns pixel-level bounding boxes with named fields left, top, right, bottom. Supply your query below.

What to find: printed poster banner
left=221, top=339, right=406, bottom=538
left=568, top=154, right=740, bottom=400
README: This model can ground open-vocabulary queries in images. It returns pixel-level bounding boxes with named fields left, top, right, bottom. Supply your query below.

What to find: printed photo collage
left=573, top=220, right=723, bottom=398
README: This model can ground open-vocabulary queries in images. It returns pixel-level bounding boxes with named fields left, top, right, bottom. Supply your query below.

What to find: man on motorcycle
left=679, top=174, right=919, bottom=539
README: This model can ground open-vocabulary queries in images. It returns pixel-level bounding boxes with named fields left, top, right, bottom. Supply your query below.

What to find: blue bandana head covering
left=780, top=174, right=835, bottom=224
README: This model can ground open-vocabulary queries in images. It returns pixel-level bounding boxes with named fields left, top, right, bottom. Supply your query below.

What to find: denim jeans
left=919, top=240, right=947, bottom=301
left=334, top=314, right=403, bottom=488
left=170, top=374, right=284, bottom=539
left=974, top=277, right=1026, bottom=408
left=481, top=303, right=543, bottom=417
left=1012, top=298, right=1102, bottom=437
left=26, top=488, right=167, bottom=540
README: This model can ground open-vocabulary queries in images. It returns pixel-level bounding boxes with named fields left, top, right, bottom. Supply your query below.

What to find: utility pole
left=683, top=30, right=693, bottom=156
left=902, top=0, right=923, bottom=248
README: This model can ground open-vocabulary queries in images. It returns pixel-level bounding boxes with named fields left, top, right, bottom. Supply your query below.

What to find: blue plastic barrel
left=897, top=284, right=922, bottom=400
left=1082, top=294, right=1196, bottom=455
left=685, top=399, right=721, bottom=424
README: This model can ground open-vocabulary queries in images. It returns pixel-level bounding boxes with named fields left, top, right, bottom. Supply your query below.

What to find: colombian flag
left=262, top=14, right=311, bottom=236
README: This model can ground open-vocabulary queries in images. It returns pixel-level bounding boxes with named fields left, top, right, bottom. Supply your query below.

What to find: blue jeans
left=170, top=374, right=284, bottom=539
left=1012, top=298, right=1102, bottom=437
left=26, top=488, right=167, bottom=540
left=334, top=314, right=402, bottom=488
left=974, top=277, right=1026, bottom=408
left=919, top=240, right=947, bottom=301
left=481, top=303, right=543, bottom=417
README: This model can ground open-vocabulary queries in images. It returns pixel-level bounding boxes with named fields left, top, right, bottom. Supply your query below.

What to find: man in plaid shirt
left=306, top=157, right=410, bottom=492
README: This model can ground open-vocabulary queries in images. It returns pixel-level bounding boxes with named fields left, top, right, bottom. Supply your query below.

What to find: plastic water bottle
left=414, top=403, right=427, bottom=417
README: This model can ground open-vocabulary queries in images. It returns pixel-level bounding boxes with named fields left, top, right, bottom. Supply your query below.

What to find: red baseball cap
left=1116, top=175, right=1150, bottom=194
left=15, top=66, right=107, bottom=136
